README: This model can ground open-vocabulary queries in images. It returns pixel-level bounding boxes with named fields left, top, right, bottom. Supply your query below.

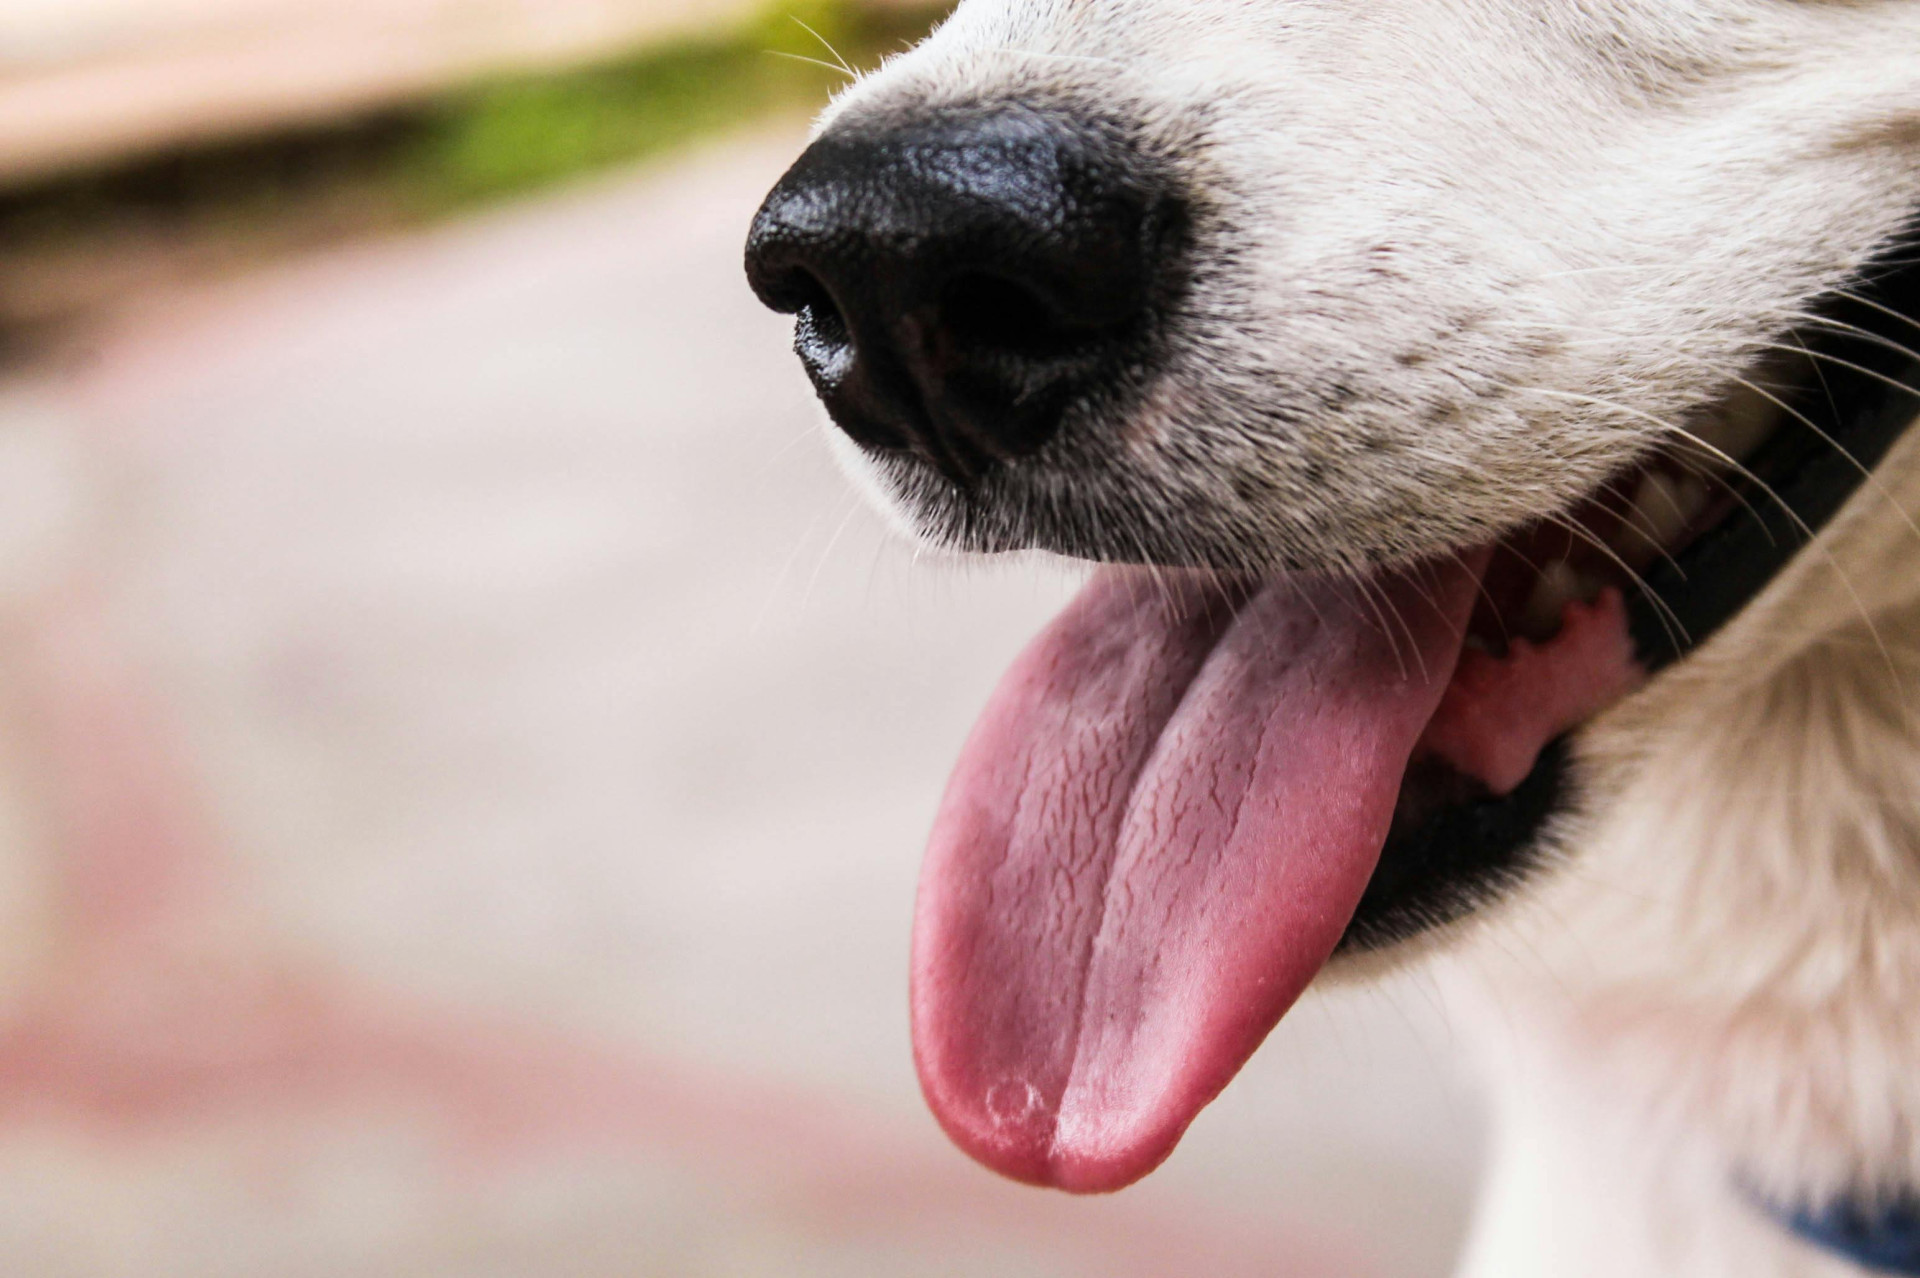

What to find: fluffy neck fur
left=1451, top=414, right=1920, bottom=1274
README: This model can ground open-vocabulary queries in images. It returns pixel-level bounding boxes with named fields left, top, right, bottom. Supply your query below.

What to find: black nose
left=744, top=109, right=1181, bottom=482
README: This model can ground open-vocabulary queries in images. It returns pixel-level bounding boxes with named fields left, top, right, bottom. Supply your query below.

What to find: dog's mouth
left=910, top=252, right=1920, bottom=1194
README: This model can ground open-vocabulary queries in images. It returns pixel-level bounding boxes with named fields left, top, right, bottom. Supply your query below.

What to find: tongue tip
left=918, top=1105, right=1182, bottom=1195
left=912, top=1045, right=1192, bottom=1195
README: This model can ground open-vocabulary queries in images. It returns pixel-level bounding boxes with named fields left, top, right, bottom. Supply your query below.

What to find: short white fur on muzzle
left=818, top=0, right=1920, bottom=575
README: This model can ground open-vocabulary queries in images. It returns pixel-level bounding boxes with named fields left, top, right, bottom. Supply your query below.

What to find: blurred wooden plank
left=0, top=0, right=779, bottom=184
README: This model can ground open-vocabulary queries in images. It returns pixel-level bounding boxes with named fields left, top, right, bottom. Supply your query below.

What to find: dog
left=742, top=2, right=1920, bottom=1272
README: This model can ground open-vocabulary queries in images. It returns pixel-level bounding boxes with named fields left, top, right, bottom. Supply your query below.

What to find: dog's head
left=744, top=0, right=1920, bottom=1192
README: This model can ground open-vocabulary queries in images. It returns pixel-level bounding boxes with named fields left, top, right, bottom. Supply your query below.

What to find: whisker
left=790, top=15, right=857, bottom=76
left=1747, top=339, right=1920, bottom=407
left=1786, top=326, right=1843, bottom=436
left=1694, top=352, right=1920, bottom=561
left=1402, top=554, right=1465, bottom=642
left=1350, top=570, right=1419, bottom=683
left=802, top=497, right=865, bottom=614
left=1827, top=286, right=1920, bottom=340
left=1790, top=311, right=1920, bottom=369
left=750, top=418, right=831, bottom=482
left=766, top=49, right=857, bottom=80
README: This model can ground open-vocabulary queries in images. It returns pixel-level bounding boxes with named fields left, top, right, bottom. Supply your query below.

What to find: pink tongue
left=912, top=560, right=1482, bottom=1192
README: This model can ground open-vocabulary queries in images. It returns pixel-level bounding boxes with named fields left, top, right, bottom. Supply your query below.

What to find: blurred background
left=0, top=3, right=1485, bottom=1273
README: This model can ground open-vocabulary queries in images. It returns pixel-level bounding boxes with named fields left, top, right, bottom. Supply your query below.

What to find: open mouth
left=910, top=243, right=1920, bottom=1194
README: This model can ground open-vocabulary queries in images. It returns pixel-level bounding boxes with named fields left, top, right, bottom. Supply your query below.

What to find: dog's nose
left=744, top=110, right=1179, bottom=481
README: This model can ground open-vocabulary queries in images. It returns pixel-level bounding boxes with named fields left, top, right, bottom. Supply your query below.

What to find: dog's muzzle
left=743, top=109, right=1183, bottom=484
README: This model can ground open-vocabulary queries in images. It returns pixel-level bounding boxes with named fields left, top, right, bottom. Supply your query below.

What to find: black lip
left=1340, top=231, right=1920, bottom=953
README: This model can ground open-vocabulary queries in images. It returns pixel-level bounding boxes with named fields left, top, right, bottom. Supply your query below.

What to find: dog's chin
left=828, top=431, right=1320, bottom=572
left=850, top=240, right=1920, bottom=960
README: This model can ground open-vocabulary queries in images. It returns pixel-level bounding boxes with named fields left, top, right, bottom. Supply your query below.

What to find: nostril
left=766, top=267, right=859, bottom=393
left=938, top=273, right=1099, bottom=363
left=761, top=266, right=838, bottom=325
left=783, top=271, right=850, bottom=348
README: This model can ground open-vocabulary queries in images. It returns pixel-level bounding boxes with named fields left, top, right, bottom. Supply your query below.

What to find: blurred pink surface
left=0, top=136, right=1482, bottom=1276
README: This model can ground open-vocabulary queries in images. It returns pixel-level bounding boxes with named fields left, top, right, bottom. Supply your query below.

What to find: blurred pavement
left=0, top=136, right=1484, bottom=1276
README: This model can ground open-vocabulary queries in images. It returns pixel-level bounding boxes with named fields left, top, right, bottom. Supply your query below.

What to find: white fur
left=811, top=2, right=1920, bottom=1272
left=1442, top=418, right=1920, bottom=1276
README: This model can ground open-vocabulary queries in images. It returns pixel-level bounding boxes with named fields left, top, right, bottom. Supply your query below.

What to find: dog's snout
left=744, top=110, right=1179, bottom=480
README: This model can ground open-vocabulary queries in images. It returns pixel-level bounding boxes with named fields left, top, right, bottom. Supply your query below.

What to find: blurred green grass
left=406, top=1, right=934, bottom=210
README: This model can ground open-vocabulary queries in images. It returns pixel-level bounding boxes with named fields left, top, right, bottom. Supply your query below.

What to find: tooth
left=1666, top=470, right=1712, bottom=521
left=1621, top=474, right=1682, bottom=560
left=1692, top=382, right=1782, bottom=464
left=1620, top=471, right=1711, bottom=559
left=1521, top=559, right=1596, bottom=639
